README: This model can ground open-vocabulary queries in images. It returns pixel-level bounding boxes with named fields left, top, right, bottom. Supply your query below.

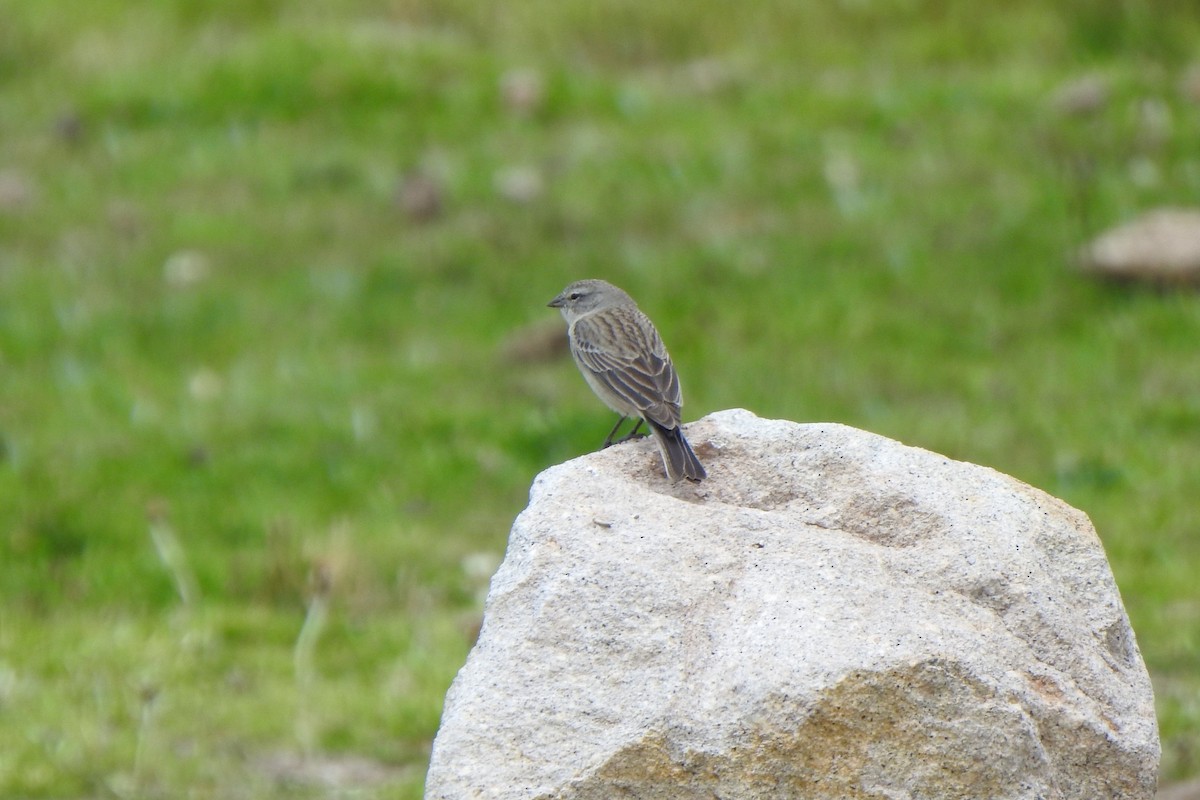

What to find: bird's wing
left=571, top=312, right=682, bottom=428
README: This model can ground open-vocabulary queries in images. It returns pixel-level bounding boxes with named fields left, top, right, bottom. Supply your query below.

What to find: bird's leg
left=602, top=415, right=629, bottom=448
left=615, top=418, right=646, bottom=443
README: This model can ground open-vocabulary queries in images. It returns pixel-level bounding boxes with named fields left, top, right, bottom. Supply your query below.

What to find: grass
left=2, top=1, right=1199, bottom=795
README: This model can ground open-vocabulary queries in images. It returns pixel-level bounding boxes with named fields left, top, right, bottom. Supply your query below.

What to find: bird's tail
left=649, top=420, right=706, bottom=482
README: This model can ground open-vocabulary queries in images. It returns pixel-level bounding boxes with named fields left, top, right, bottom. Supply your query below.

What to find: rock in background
left=1079, top=208, right=1200, bottom=286
left=425, top=409, right=1159, bottom=800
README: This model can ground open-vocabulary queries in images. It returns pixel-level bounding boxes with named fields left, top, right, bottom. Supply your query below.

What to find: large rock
left=425, top=409, right=1159, bottom=799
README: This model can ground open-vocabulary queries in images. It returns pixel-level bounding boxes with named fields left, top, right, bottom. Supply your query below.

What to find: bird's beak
left=547, top=294, right=565, bottom=308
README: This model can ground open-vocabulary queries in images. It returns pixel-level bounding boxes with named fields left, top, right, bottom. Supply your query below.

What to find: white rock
left=425, top=409, right=1159, bottom=799
left=493, top=165, right=544, bottom=204
left=1079, top=208, right=1200, bottom=285
left=499, top=67, right=546, bottom=116
left=1050, top=74, right=1110, bottom=115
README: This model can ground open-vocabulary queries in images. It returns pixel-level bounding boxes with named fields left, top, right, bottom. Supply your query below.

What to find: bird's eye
left=569, top=292, right=581, bottom=300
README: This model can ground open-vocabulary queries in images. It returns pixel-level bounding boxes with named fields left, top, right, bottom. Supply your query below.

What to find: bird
left=548, top=279, right=706, bottom=482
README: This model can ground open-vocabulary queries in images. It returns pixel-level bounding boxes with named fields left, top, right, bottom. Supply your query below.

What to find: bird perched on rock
left=548, top=279, right=706, bottom=482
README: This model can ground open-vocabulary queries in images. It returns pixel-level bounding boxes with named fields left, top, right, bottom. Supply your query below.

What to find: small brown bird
left=548, top=279, right=706, bottom=482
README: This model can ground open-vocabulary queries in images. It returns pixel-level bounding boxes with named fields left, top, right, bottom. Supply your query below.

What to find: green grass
left=2, top=1, right=1199, bottom=795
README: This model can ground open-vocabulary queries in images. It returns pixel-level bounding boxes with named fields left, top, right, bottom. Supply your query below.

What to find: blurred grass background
left=1, top=1, right=1198, bottom=796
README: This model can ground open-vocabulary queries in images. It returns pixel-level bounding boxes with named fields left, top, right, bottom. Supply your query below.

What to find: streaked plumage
left=548, top=279, right=706, bottom=482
